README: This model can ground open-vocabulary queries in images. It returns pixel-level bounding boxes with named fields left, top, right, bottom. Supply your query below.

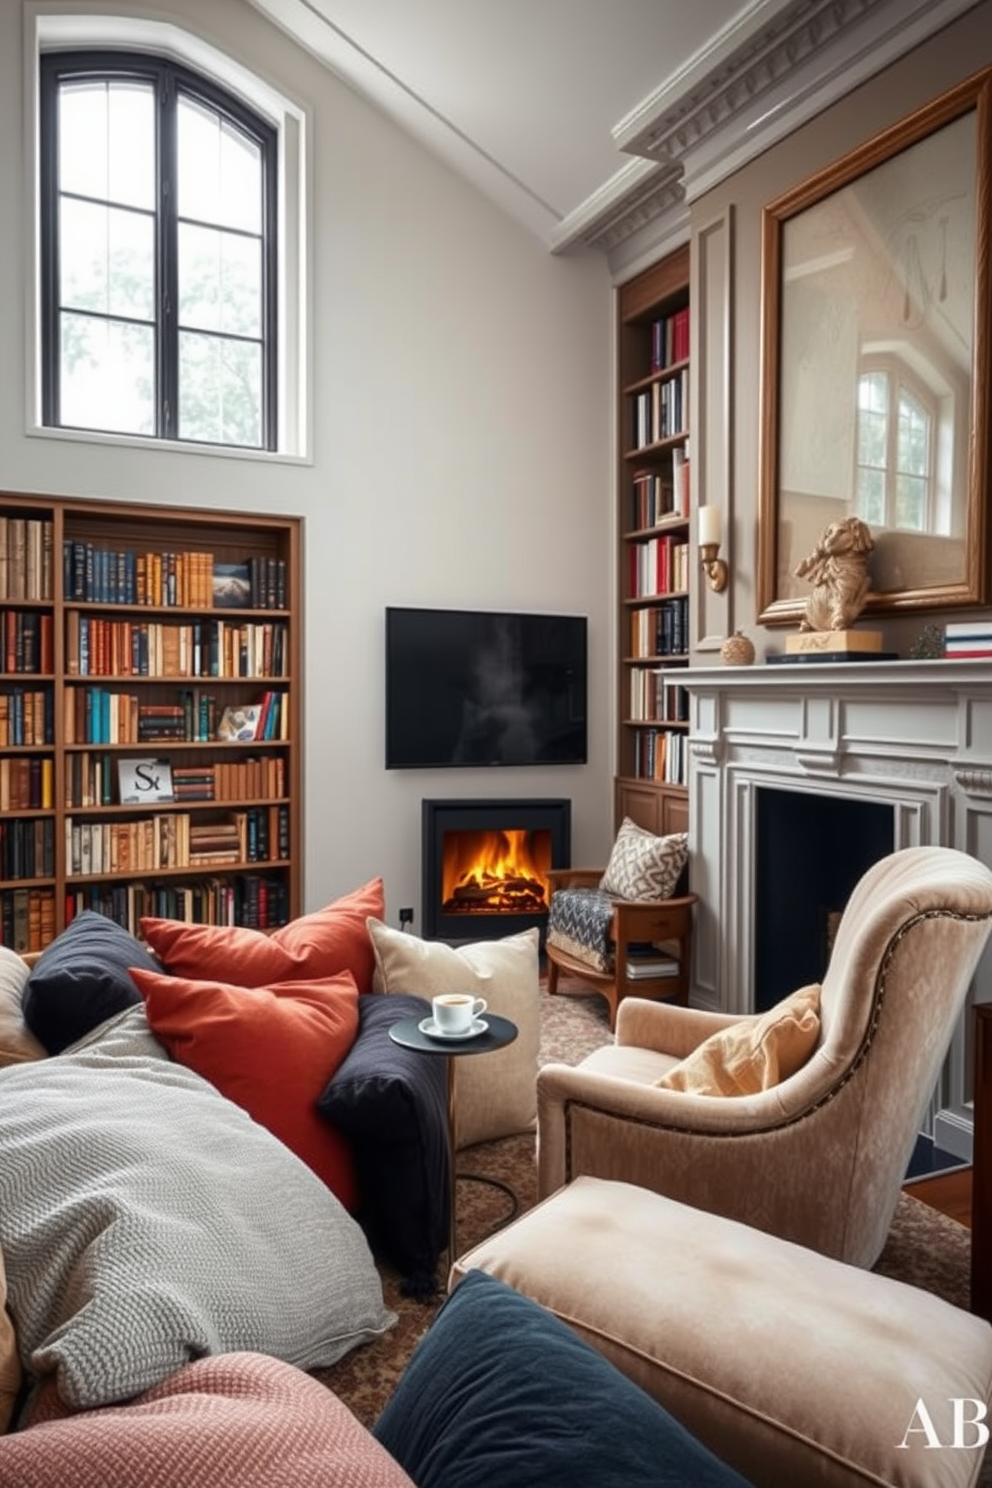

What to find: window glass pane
left=59, top=313, right=155, bottom=435
left=177, top=96, right=261, bottom=232
left=60, top=80, right=154, bottom=209
left=178, top=223, right=261, bottom=337
left=897, top=390, right=929, bottom=476
left=895, top=473, right=927, bottom=531
left=179, top=332, right=261, bottom=446
left=60, top=199, right=155, bottom=321
left=855, top=468, right=885, bottom=526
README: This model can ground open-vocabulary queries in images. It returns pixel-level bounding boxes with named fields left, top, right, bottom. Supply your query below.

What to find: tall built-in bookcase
left=0, top=492, right=301, bottom=952
left=615, top=246, right=691, bottom=837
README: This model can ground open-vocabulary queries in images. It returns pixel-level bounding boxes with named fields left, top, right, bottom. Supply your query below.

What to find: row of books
left=0, top=688, right=54, bottom=746
left=629, top=672, right=689, bottom=723
left=62, top=873, right=290, bottom=936
left=630, top=471, right=687, bottom=531
left=0, top=755, right=54, bottom=811
left=629, top=533, right=690, bottom=598
left=2, top=611, right=55, bottom=676
left=630, top=597, right=688, bottom=659
left=630, top=367, right=689, bottom=450
left=649, top=306, right=690, bottom=372
left=63, top=543, right=288, bottom=611
left=64, top=544, right=215, bottom=609
left=64, top=751, right=286, bottom=808
left=62, top=687, right=289, bottom=747
left=170, top=759, right=287, bottom=804
left=0, top=819, right=55, bottom=881
left=65, top=807, right=284, bottom=877
left=0, top=886, right=56, bottom=955
left=66, top=616, right=289, bottom=679
left=0, top=518, right=55, bottom=602
left=945, top=621, right=992, bottom=658
left=632, top=727, right=687, bottom=785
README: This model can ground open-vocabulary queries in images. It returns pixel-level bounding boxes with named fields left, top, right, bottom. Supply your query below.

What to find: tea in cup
left=432, top=993, right=487, bottom=1034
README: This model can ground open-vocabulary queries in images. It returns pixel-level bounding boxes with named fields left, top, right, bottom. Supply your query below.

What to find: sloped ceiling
left=247, top=0, right=982, bottom=268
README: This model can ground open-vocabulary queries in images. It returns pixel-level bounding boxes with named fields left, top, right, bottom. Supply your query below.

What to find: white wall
left=0, top=0, right=615, bottom=925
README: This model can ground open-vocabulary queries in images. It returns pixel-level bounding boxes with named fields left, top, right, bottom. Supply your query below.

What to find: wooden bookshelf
left=615, top=246, right=691, bottom=837
left=0, top=493, right=301, bottom=950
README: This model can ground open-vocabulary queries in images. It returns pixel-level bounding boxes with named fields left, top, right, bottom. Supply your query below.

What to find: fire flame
left=441, top=828, right=550, bottom=915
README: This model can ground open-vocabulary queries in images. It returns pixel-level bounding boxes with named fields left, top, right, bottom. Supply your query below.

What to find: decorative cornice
left=553, top=0, right=984, bottom=266
left=953, top=768, right=992, bottom=798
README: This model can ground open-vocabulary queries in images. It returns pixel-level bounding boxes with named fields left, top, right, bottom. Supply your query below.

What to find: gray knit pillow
left=599, top=820, right=688, bottom=901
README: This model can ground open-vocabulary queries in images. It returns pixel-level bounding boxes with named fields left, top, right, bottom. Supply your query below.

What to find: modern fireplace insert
left=421, top=797, right=571, bottom=944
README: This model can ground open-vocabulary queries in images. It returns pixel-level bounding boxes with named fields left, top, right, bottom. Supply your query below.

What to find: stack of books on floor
left=768, top=629, right=899, bottom=664
left=944, top=621, right=992, bottom=658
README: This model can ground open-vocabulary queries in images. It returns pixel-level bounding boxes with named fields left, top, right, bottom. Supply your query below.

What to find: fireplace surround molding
left=682, top=657, right=992, bottom=1157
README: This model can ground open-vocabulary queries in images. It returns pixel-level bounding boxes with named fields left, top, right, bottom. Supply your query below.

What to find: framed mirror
left=758, top=69, right=991, bottom=624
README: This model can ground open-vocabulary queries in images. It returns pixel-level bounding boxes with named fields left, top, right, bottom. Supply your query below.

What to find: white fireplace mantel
left=681, top=657, right=992, bottom=1158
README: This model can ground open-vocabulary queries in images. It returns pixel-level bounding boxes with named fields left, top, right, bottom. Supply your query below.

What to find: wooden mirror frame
left=757, top=68, right=991, bottom=625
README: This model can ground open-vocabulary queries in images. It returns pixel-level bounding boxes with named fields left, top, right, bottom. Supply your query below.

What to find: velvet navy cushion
left=373, top=1270, right=756, bottom=1488
left=317, top=993, right=449, bottom=1296
left=22, top=912, right=163, bottom=1055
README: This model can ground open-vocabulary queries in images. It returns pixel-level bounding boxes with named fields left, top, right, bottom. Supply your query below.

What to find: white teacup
left=432, top=993, right=487, bottom=1034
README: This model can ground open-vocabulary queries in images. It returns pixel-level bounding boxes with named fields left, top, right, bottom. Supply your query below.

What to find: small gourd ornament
left=720, top=630, right=755, bottom=667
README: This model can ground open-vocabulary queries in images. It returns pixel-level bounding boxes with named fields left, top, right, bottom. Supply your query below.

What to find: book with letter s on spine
left=117, top=757, right=174, bottom=805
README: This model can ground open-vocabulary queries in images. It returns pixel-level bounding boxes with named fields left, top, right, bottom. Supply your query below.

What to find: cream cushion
left=367, top=921, right=539, bottom=1148
left=0, top=1248, right=20, bottom=1432
left=0, top=946, right=45, bottom=1069
left=656, top=983, right=821, bottom=1096
left=599, top=819, right=688, bottom=901
left=452, top=1176, right=992, bottom=1488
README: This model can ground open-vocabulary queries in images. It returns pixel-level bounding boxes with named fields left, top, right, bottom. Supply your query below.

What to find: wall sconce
left=698, top=504, right=728, bottom=593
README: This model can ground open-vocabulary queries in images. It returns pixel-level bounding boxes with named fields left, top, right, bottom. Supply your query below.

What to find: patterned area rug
left=317, top=982, right=984, bottom=1484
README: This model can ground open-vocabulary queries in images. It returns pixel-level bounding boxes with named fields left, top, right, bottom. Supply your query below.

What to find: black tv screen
left=385, top=607, right=587, bottom=768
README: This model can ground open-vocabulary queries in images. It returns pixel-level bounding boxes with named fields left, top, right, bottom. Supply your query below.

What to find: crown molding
left=552, top=0, right=983, bottom=262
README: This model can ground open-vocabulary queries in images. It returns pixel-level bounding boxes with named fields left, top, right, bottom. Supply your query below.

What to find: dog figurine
left=794, top=516, right=874, bottom=631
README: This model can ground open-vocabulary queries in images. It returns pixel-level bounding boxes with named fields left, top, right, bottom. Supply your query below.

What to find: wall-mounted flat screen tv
left=385, top=607, right=587, bottom=769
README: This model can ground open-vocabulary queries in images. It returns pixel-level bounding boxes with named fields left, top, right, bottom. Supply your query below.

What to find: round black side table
left=388, top=1012, right=518, bottom=1264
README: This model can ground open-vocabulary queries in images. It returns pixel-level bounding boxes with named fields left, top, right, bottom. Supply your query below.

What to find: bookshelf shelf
left=0, top=492, right=302, bottom=952
left=615, top=247, right=692, bottom=836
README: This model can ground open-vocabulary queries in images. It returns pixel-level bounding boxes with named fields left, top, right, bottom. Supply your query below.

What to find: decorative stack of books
left=625, top=947, right=680, bottom=981
left=768, top=629, right=898, bottom=664
left=944, top=621, right=992, bottom=659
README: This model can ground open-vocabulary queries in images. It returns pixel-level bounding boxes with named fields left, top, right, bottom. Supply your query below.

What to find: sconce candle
left=698, top=505, right=722, bottom=546
left=698, top=504, right=729, bottom=593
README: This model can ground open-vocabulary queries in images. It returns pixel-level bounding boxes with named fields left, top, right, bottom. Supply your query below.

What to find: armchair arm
left=536, top=1059, right=805, bottom=1201
left=615, top=997, right=745, bottom=1057
left=546, top=867, right=604, bottom=891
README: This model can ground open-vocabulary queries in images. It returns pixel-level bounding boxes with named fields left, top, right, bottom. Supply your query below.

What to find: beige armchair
left=537, top=845, right=992, bottom=1268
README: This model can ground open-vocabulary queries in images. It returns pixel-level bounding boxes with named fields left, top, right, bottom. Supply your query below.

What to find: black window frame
left=40, top=49, right=278, bottom=451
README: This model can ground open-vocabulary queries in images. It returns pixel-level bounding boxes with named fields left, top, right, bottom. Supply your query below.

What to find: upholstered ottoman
left=451, top=1177, right=992, bottom=1488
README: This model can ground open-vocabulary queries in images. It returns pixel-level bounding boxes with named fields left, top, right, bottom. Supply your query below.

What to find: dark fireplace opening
left=422, top=798, right=571, bottom=944
left=753, top=788, right=894, bottom=1012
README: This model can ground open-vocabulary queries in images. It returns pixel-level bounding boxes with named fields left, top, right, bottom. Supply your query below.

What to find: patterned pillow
left=599, top=819, right=688, bottom=901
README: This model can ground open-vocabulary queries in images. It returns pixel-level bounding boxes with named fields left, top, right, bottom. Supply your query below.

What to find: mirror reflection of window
left=855, top=362, right=937, bottom=533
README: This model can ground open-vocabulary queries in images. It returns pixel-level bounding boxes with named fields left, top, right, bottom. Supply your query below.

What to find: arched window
left=39, top=51, right=277, bottom=450
left=855, top=361, right=936, bottom=532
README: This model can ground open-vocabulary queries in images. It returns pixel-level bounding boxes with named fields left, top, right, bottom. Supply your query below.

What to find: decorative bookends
left=794, top=516, right=874, bottom=632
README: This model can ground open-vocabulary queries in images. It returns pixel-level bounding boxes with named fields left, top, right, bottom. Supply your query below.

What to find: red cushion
left=132, top=966, right=359, bottom=1210
left=139, top=878, right=384, bottom=991
left=4, top=1352, right=414, bottom=1488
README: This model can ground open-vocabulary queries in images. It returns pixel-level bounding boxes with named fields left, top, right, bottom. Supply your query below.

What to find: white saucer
left=419, top=1016, right=489, bottom=1041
